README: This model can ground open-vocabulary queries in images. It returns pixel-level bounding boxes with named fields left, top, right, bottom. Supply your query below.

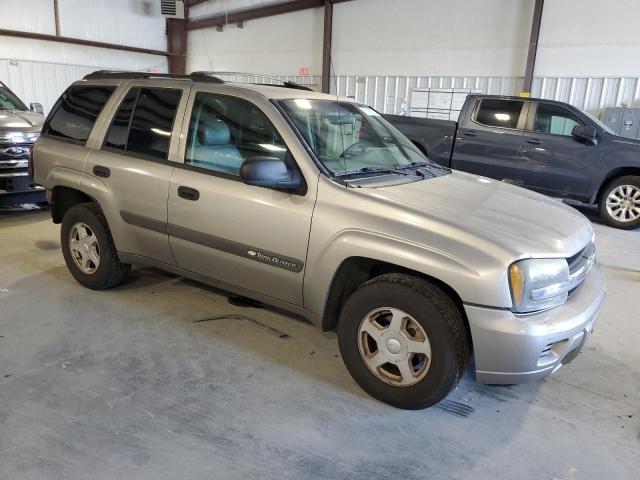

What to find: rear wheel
left=598, top=175, right=640, bottom=229
left=61, top=203, right=130, bottom=289
left=337, top=273, right=470, bottom=409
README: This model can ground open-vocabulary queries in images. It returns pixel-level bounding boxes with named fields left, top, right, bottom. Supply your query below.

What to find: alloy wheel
left=69, top=222, right=100, bottom=274
left=357, top=307, right=432, bottom=387
left=606, top=185, right=640, bottom=223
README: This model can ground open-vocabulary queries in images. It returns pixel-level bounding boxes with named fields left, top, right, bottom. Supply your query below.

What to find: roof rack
left=82, top=70, right=225, bottom=84
left=203, top=71, right=314, bottom=91
left=82, top=70, right=315, bottom=91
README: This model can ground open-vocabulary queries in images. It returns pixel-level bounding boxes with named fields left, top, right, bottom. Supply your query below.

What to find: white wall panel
left=0, top=0, right=55, bottom=34
left=58, top=0, right=167, bottom=51
left=187, top=0, right=534, bottom=78
left=536, top=0, right=640, bottom=77
left=332, top=0, right=534, bottom=77
left=187, top=8, right=323, bottom=75
left=0, top=0, right=168, bottom=113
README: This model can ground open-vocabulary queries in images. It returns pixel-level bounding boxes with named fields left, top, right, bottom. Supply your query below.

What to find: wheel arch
left=51, top=185, right=101, bottom=223
left=593, top=167, right=640, bottom=204
left=321, top=256, right=472, bottom=349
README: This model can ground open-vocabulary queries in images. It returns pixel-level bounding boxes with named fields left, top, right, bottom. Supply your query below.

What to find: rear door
left=518, top=101, right=602, bottom=200
left=83, top=82, right=190, bottom=265
left=167, top=90, right=317, bottom=306
left=451, top=98, right=529, bottom=184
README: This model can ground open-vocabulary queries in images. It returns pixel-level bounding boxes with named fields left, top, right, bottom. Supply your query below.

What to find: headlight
left=508, top=258, right=569, bottom=313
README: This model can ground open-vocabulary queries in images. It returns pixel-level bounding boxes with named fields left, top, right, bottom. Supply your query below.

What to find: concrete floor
left=0, top=206, right=638, bottom=480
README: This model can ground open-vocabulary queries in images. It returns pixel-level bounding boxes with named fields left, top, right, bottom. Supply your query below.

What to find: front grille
left=566, top=242, right=595, bottom=298
left=0, top=143, right=32, bottom=161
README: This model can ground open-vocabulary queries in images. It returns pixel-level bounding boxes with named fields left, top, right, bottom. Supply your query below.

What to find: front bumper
left=465, top=263, right=606, bottom=384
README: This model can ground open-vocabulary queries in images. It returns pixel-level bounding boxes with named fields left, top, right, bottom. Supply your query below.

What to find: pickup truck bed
left=384, top=114, right=456, bottom=168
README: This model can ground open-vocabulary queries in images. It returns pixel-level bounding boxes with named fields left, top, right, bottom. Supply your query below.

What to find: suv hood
left=371, top=171, right=593, bottom=259
left=0, top=109, right=44, bottom=133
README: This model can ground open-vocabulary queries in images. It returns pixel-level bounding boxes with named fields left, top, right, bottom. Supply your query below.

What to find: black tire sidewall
left=599, top=176, right=640, bottom=230
left=338, top=279, right=464, bottom=409
left=61, top=204, right=121, bottom=289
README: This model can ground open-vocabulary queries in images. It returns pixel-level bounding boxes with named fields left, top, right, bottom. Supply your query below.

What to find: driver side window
left=185, top=93, right=289, bottom=176
left=532, top=104, right=583, bottom=136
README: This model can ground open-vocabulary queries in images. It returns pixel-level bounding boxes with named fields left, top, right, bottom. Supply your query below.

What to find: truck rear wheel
left=337, top=273, right=469, bottom=409
left=61, top=203, right=130, bottom=289
left=598, top=175, right=640, bottom=230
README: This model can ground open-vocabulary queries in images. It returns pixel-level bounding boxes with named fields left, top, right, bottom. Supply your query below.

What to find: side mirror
left=571, top=125, right=598, bottom=145
left=240, top=157, right=300, bottom=190
left=29, top=102, right=44, bottom=115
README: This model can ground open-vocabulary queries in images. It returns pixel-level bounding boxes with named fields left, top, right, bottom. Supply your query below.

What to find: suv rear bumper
left=465, top=263, right=605, bottom=384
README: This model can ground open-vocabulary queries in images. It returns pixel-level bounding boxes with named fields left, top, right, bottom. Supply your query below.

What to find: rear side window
left=475, top=99, right=523, bottom=129
left=43, top=85, right=115, bottom=144
left=104, top=87, right=182, bottom=160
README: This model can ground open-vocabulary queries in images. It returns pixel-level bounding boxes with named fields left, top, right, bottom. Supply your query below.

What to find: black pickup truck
left=386, top=95, right=640, bottom=229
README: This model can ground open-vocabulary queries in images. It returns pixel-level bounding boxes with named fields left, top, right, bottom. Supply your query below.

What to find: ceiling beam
left=522, top=0, right=544, bottom=95
left=187, top=0, right=352, bottom=31
left=0, top=29, right=169, bottom=57
left=185, top=0, right=207, bottom=7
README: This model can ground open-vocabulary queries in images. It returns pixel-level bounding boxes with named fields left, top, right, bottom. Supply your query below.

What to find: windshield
left=581, top=109, right=616, bottom=135
left=279, top=99, right=433, bottom=176
left=0, top=83, right=28, bottom=111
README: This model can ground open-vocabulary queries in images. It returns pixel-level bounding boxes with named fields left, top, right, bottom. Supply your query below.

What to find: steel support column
left=167, top=17, right=188, bottom=74
left=522, top=0, right=544, bottom=96
left=322, top=0, right=333, bottom=93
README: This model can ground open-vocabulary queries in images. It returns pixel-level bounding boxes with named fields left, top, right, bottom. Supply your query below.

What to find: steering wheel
left=339, top=141, right=370, bottom=158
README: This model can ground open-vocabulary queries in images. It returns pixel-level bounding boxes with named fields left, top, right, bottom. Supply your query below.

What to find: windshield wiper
left=398, top=160, right=451, bottom=175
left=335, top=166, right=413, bottom=178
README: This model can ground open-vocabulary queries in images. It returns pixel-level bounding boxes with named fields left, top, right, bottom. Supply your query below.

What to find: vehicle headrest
left=198, top=119, right=231, bottom=146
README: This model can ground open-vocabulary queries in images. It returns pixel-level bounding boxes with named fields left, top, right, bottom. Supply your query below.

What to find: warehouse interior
left=0, top=1, right=638, bottom=479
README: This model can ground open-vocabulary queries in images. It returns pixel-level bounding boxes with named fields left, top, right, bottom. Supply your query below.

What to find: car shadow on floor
left=106, top=265, right=544, bottom=416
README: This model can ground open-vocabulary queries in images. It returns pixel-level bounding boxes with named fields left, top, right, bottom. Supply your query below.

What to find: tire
left=337, top=273, right=470, bottom=410
left=60, top=202, right=130, bottom=289
left=598, top=175, right=640, bottom=230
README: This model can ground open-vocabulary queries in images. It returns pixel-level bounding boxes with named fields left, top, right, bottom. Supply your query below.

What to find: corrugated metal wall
left=216, top=73, right=640, bottom=118
left=6, top=69, right=639, bottom=118
left=0, top=59, right=95, bottom=113
left=0, top=58, right=165, bottom=113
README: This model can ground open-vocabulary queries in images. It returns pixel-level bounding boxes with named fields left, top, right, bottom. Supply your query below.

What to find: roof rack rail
left=203, top=71, right=314, bottom=91
left=82, top=70, right=225, bottom=84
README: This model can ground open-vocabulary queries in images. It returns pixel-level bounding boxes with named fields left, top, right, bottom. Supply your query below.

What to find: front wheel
left=337, top=274, right=470, bottom=409
left=598, top=175, right=640, bottom=230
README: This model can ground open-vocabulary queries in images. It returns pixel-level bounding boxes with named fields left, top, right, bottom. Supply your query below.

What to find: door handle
left=462, top=131, right=477, bottom=137
left=177, top=186, right=200, bottom=201
left=93, top=165, right=110, bottom=178
left=525, top=139, right=543, bottom=146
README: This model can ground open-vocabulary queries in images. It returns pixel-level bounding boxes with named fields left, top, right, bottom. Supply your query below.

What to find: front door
left=518, top=102, right=602, bottom=201
left=451, top=98, right=529, bottom=185
left=167, top=91, right=316, bottom=305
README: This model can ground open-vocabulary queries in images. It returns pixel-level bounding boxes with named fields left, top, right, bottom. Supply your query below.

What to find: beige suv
left=33, top=71, right=605, bottom=409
